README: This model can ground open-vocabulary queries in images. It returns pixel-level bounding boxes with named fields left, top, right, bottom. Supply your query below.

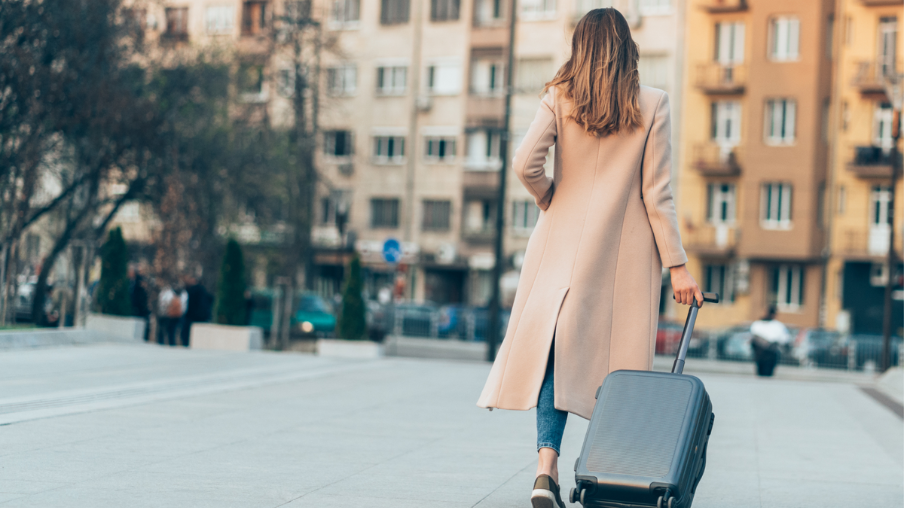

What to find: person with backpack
left=157, top=285, right=183, bottom=347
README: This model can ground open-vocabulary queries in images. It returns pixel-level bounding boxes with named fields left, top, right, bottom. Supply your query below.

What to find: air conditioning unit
left=416, top=95, right=433, bottom=112
left=338, top=162, right=354, bottom=176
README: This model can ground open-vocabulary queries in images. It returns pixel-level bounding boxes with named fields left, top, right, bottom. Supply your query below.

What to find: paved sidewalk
left=0, top=344, right=901, bottom=507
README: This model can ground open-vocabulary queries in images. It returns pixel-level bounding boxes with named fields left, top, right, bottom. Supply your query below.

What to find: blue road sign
left=382, top=238, right=402, bottom=264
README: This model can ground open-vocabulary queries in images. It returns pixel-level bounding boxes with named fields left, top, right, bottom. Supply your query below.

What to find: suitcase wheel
left=657, top=494, right=675, bottom=508
left=570, top=488, right=579, bottom=504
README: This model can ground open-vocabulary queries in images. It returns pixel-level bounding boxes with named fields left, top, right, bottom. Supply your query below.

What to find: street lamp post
left=487, top=0, right=518, bottom=362
left=881, top=72, right=902, bottom=373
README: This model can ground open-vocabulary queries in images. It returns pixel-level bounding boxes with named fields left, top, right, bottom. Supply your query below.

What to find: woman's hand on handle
left=669, top=264, right=703, bottom=306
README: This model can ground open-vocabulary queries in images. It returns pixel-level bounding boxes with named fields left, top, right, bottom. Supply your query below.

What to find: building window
left=422, top=200, right=452, bottom=231
left=431, top=0, right=460, bottom=21
left=826, top=15, right=834, bottom=60
left=242, top=1, right=268, bottom=36
left=710, top=101, right=742, bottom=145
left=512, top=200, right=540, bottom=232
left=206, top=6, right=234, bottom=34
left=516, top=57, right=554, bottom=95
left=520, top=0, right=556, bottom=20
left=769, top=17, right=800, bottom=61
left=426, top=62, right=462, bottom=95
left=327, top=64, right=357, bottom=96
left=320, top=190, right=350, bottom=226
left=277, top=68, right=295, bottom=97
left=878, top=17, right=898, bottom=78
left=465, top=129, right=502, bottom=170
left=765, top=99, right=796, bottom=145
left=574, top=0, right=612, bottom=20
left=638, top=54, right=669, bottom=92
left=639, top=0, right=670, bottom=16
left=703, top=264, right=734, bottom=303
left=165, top=7, right=189, bottom=38
left=874, top=103, right=895, bottom=148
left=371, top=199, right=400, bottom=229
left=714, top=22, right=745, bottom=64
left=474, top=0, right=503, bottom=26
left=324, top=130, right=354, bottom=158
left=771, top=264, right=805, bottom=312
left=376, top=65, right=407, bottom=95
left=330, top=0, right=360, bottom=26
left=470, top=57, right=504, bottom=95
left=706, top=183, right=736, bottom=224
left=373, top=135, right=406, bottom=163
left=238, top=63, right=265, bottom=97
left=424, top=137, right=456, bottom=162
left=761, top=183, right=792, bottom=229
left=870, top=185, right=893, bottom=227
left=381, top=0, right=410, bottom=24
left=464, top=199, right=495, bottom=235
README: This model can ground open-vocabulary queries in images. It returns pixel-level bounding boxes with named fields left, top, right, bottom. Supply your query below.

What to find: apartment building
left=825, top=0, right=902, bottom=335
left=316, top=0, right=689, bottom=306
left=114, top=0, right=688, bottom=306
left=678, top=0, right=836, bottom=328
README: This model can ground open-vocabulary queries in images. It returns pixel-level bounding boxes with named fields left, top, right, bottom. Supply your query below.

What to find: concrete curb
left=384, top=336, right=485, bottom=361
left=0, top=329, right=138, bottom=350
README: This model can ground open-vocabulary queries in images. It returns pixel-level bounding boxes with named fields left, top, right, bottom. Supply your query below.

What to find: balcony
left=700, top=0, right=748, bottom=13
left=858, top=0, right=902, bottom=5
left=851, top=61, right=902, bottom=99
left=840, top=228, right=901, bottom=260
left=684, top=224, right=739, bottom=256
left=846, top=145, right=902, bottom=179
left=695, top=63, right=746, bottom=95
left=691, top=144, right=743, bottom=176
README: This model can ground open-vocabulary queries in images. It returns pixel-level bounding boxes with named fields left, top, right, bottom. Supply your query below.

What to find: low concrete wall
left=383, top=336, right=485, bottom=362
left=86, top=314, right=146, bottom=341
left=317, top=339, right=384, bottom=359
left=0, top=329, right=135, bottom=350
left=190, top=323, right=263, bottom=351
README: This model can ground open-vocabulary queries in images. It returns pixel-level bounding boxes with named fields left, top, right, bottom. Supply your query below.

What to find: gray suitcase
left=571, top=293, right=720, bottom=508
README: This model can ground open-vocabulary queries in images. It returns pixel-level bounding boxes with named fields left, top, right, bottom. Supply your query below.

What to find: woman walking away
left=476, top=9, right=702, bottom=508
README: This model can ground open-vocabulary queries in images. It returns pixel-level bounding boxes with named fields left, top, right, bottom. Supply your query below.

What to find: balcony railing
left=851, top=61, right=903, bottom=98
left=700, top=0, right=748, bottom=13
left=695, top=63, right=746, bottom=95
left=684, top=225, right=739, bottom=255
left=840, top=228, right=902, bottom=258
left=846, top=145, right=902, bottom=179
left=691, top=144, right=743, bottom=176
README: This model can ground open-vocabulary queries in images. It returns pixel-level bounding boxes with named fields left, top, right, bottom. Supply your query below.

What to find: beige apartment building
left=314, top=0, right=689, bottom=306
left=678, top=0, right=836, bottom=328
left=825, top=0, right=902, bottom=336
left=110, top=0, right=688, bottom=306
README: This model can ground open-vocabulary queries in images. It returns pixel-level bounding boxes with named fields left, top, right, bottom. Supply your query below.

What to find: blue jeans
left=537, top=344, right=568, bottom=455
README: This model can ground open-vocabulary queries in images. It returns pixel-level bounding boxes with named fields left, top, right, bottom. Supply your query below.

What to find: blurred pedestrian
left=180, top=274, right=210, bottom=347
left=129, top=266, right=150, bottom=341
left=750, top=306, right=791, bottom=377
left=157, top=285, right=183, bottom=347
left=474, top=10, right=702, bottom=507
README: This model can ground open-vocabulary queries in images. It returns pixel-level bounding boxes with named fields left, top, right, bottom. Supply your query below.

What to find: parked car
left=849, top=334, right=902, bottom=371
left=247, top=290, right=336, bottom=337
left=294, top=293, right=336, bottom=336
left=387, top=302, right=438, bottom=338
left=656, top=320, right=684, bottom=355
left=792, top=328, right=849, bottom=369
left=716, top=325, right=755, bottom=362
left=365, top=300, right=391, bottom=341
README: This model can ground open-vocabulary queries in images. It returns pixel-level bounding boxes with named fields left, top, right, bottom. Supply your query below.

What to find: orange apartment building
left=679, top=0, right=836, bottom=328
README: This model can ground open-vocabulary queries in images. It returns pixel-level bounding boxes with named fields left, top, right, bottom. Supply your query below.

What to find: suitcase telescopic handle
left=671, top=292, right=720, bottom=374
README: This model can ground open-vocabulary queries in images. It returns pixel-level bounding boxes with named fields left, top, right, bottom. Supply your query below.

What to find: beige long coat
left=477, top=85, right=688, bottom=420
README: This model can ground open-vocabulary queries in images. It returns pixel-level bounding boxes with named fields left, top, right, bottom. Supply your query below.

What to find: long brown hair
left=544, top=8, right=642, bottom=137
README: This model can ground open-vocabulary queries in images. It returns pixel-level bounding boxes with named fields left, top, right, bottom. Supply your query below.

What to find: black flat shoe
left=531, top=474, right=566, bottom=508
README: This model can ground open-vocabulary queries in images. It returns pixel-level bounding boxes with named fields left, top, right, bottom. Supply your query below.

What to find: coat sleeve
left=641, top=92, right=688, bottom=268
left=513, top=89, right=557, bottom=211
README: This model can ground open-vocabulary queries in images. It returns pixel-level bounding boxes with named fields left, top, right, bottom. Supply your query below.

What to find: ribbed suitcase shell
left=574, top=370, right=713, bottom=508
